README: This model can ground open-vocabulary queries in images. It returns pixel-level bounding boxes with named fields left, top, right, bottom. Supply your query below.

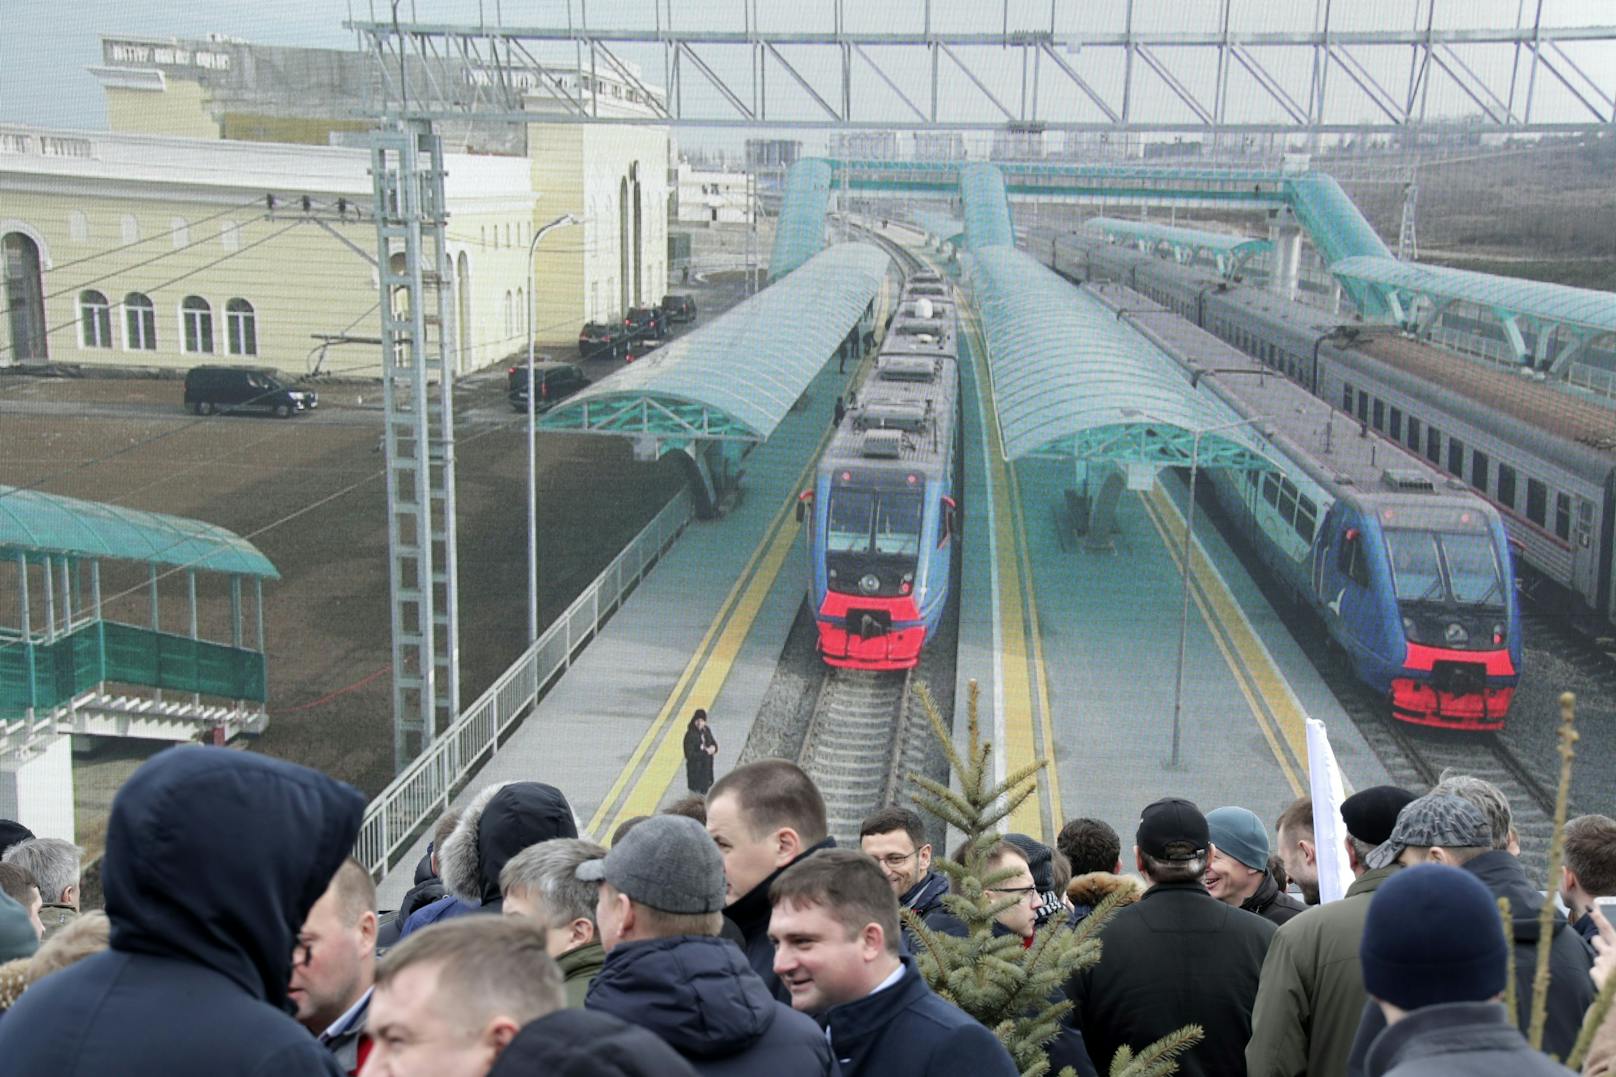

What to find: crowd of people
left=0, top=746, right=1613, bottom=1077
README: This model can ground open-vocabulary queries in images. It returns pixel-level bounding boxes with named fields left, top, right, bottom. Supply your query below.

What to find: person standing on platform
left=683, top=710, right=718, bottom=796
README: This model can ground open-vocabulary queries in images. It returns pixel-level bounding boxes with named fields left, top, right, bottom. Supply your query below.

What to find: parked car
left=184, top=366, right=317, bottom=418
left=578, top=322, right=630, bottom=361
left=660, top=294, right=697, bottom=324
left=624, top=306, right=667, bottom=342
left=507, top=361, right=590, bottom=412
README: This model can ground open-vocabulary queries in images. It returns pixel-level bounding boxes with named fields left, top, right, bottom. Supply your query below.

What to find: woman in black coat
left=682, top=709, right=717, bottom=795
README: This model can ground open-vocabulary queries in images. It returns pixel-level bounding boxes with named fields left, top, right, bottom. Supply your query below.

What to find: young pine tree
left=903, top=679, right=1202, bottom=1077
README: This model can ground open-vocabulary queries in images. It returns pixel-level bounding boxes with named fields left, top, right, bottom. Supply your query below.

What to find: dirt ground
left=0, top=372, right=683, bottom=821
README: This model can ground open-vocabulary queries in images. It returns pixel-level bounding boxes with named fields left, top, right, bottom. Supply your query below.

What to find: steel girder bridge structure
left=350, top=2, right=1616, bottom=771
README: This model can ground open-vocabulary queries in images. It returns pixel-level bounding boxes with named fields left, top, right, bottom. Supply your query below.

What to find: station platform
left=378, top=352, right=860, bottom=907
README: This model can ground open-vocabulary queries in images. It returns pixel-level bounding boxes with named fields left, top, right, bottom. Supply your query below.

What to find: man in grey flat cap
left=1344, top=794, right=1594, bottom=1076
left=578, top=814, right=833, bottom=1077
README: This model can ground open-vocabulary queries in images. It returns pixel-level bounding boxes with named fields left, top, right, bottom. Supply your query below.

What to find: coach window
left=181, top=295, right=214, bottom=354
left=124, top=292, right=156, bottom=350
left=79, top=290, right=112, bottom=348
left=1357, top=391, right=1369, bottom=423
left=1556, top=493, right=1572, bottom=542
left=1406, top=416, right=1422, bottom=453
left=1425, top=425, right=1442, bottom=465
left=1389, top=406, right=1403, bottom=440
left=1497, top=464, right=1517, bottom=510
left=226, top=298, right=257, bottom=356
left=1372, top=399, right=1385, bottom=431
left=1342, top=381, right=1354, bottom=411
left=1471, top=451, right=1489, bottom=493
left=1447, top=436, right=1464, bottom=478
left=1526, top=479, right=1548, bottom=528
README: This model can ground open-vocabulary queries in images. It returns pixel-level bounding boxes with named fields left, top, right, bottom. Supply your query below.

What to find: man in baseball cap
left=577, top=815, right=833, bottom=1077
left=1246, top=786, right=1416, bottom=1077
left=1065, top=798, right=1275, bottom=1077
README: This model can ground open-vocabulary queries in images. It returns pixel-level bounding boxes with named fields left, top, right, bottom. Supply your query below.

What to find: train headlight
left=1493, top=624, right=1505, bottom=645
left=1402, top=616, right=1415, bottom=637
left=859, top=573, right=881, bottom=594
left=1444, top=622, right=1469, bottom=645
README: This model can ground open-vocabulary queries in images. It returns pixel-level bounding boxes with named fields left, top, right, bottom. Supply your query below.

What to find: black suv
left=660, top=294, right=697, bottom=324
left=184, top=366, right=317, bottom=418
left=624, top=306, right=667, bottom=343
left=578, top=322, right=630, bottom=361
left=508, top=361, right=590, bottom=412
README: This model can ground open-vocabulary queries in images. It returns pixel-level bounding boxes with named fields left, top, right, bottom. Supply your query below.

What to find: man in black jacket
left=0, top=747, right=364, bottom=1076
left=1065, top=797, right=1276, bottom=1077
left=1205, top=806, right=1306, bottom=927
left=859, top=806, right=966, bottom=944
left=487, top=1009, right=701, bottom=1077
left=769, top=849, right=1018, bottom=1077
left=582, top=814, right=833, bottom=1077
left=707, top=759, right=835, bottom=1000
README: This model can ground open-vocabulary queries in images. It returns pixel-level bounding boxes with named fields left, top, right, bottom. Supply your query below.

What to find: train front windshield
left=824, top=489, right=924, bottom=594
left=1385, top=528, right=1509, bottom=646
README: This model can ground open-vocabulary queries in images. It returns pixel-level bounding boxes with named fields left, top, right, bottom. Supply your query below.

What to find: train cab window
left=874, top=494, right=923, bottom=556
left=1425, top=425, right=1442, bottom=465
left=1526, top=479, right=1548, bottom=528
left=1357, top=391, right=1370, bottom=423
left=1372, top=399, right=1385, bottom=432
left=1471, top=451, right=1489, bottom=493
left=826, top=491, right=876, bottom=554
left=1556, top=492, right=1572, bottom=542
left=1389, top=406, right=1403, bottom=440
left=1446, top=436, right=1464, bottom=478
left=1342, top=382, right=1354, bottom=412
left=1340, top=530, right=1370, bottom=588
left=1497, top=464, right=1517, bottom=509
left=1406, top=416, right=1422, bottom=453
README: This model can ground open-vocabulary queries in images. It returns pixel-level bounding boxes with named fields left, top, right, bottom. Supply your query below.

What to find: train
left=798, top=270, right=963, bottom=670
left=1079, top=275, right=1523, bottom=729
left=1051, top=230, right=1616, bottom=629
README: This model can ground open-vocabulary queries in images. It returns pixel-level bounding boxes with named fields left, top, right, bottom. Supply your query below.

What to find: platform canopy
left=0, top=485, right=278, bottom=578
left=1086, top=216, right=1271, bottom=277
left=960, top=163, right=1015, bottom=251
left=1330, top=255, right=1616, bottom=370
left=966, top=245, right=1277, bottom=471
left=913, top=209, right=964, bottom=247
left=541, top=242, right=892, bottom=444
left=768, top=157, right=834, bottom=280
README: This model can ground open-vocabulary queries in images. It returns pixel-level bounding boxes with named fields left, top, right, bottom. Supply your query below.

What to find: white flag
left=1306, top=718, right=1353, bottom=904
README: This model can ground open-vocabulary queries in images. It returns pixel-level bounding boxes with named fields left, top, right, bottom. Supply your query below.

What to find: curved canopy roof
left=1331, top=255, right=1616, bottom=340
left=913, top=210, right=964, bottom=246
left=966, top=245, right=1276, bottom=470
left=959, top=163, right=1014, bottom=250
left=1086, top=216, right=1270, bottom=269
left=0, top=486, right=279, bottom=578
left=768, top=158, right=834, bottom=280
left=541, top=243, right=892, bottom=443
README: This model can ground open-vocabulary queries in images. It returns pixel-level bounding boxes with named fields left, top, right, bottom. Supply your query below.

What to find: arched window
left=181, top=295, right=214, bottom=354
left=124, top=292, right=156, bottom=350
left=2, top=231, right=49, bottom=362
left=120, top=215, right=139, bottom=244
left=226, top=298, right=256, bottom=356
left=67, top=211, right=89, bottom=243
left=79, top=290, right=111, bottom=348
left=170, top=218, right=190, bottom=249
left=503, top=290, right=514, bottom=339
left=219, top=221, right=241, bottom=251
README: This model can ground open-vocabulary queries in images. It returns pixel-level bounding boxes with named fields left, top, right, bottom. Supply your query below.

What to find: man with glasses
left=858, top=807, right=965, bottom=945
left=982, top=841, right=1040, bottom=945
left=292, top=858, right=379, bottom=1075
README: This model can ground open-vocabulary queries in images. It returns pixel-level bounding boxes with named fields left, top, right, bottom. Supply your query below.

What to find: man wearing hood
left=706, top=760, right=836, bottom=1001
left=0, top=746, right=364, bottom=1075
left=859, top=806, right=965, bottom=944
left=582, top=814, right=834, bottom=1077
left=398, top=781, right=576, bottom=937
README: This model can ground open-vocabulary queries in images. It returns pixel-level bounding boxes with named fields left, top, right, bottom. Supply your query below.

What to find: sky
left=2, top=0, right=1612, bottom=152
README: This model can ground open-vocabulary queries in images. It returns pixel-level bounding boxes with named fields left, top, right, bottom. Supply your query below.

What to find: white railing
left=355, top=487, right=695, bottom=878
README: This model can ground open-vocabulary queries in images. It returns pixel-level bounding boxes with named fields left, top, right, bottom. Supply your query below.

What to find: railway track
left=798, top=668, right=916, bottom=841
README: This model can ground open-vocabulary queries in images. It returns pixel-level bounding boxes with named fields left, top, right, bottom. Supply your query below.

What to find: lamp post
left=1162, top=414, right=1270, bottom=768
left=527, top=213, right=582, bottom=645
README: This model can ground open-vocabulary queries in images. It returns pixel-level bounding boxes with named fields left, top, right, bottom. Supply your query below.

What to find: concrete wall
left=104, top=81, right=219, bottom=140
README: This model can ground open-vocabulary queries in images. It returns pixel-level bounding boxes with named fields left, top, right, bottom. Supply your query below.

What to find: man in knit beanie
left=1205, top=806, right=1305, bottom=927
left=1357, top=863, right=1572, bottom=1076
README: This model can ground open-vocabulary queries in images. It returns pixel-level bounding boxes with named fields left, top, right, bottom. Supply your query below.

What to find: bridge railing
left=354, top=487, right=694, bottom=879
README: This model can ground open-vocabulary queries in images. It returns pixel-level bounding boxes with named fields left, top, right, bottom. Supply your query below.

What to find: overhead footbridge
left=1084, top=216, right=1272, bottom=279
left=540, top=242, right=895, bottom=514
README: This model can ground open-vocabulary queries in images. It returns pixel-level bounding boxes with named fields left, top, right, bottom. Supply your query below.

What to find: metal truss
left=350, top=2, right=1616, bottom=133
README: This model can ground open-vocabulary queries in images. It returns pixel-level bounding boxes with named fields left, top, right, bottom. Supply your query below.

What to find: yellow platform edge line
left=1007, top=457, right=1063, bottom=836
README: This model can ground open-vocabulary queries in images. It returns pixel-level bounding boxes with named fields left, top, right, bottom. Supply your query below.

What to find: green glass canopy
left=768, top=158, right=834, bottom=280
left=1085, top=216, right=1271, bottom=277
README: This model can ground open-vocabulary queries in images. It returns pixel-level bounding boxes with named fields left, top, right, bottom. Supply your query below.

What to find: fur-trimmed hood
left=440, top=781, right=578, bottom=906
left=1066, top=871, right=1144, bottom=911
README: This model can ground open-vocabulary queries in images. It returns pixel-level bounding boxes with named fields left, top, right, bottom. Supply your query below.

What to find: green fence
left=0, top=621, right=266, bottom=717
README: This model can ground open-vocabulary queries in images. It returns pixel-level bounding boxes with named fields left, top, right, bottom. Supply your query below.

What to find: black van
left=184, top=366, right=317, bottom=418
left=660, top=294, right=697, bottom=324
left=508, top=361, right=590, bottom=412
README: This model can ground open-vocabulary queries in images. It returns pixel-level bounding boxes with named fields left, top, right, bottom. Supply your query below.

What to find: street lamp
left=1132, top=411, right=1271, bottom=769
left=527, top=213, right=582, bottom=645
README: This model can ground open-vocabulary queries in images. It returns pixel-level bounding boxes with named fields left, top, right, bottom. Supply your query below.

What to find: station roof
left=1086, top=216, right=1270, bottom=268
left=0, top=486, right=279, bottom=579
left=913, top=210, right=964, bottom=245
left=959, top=163, right=1015, bottom=250
left=966, top=245, right=1277, bottom=470
left=768, top=158, right=834, bottom=280
left=1330, top=255, right=1616, bottom=341
left=540, top=242, right=892, bottom=444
